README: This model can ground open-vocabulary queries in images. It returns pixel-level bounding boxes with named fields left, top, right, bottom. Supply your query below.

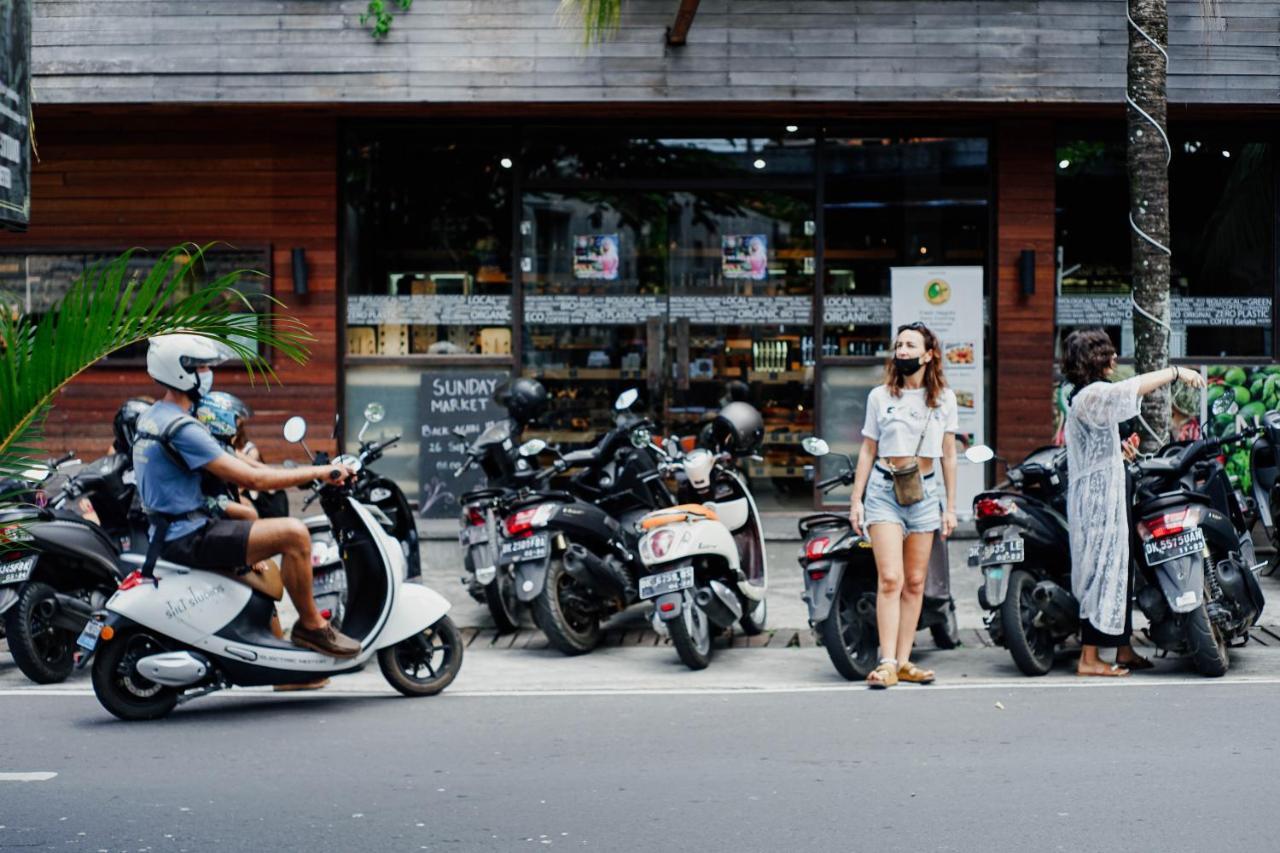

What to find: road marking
left=0, top=772, right=57, bottom=782
left=4, top=676, right=1280, bottom=700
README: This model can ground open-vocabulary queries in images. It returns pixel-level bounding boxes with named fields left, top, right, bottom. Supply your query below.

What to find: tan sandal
left=867, top=661, right=899, bottom=689
left=898, top=662, right=935, bottom=684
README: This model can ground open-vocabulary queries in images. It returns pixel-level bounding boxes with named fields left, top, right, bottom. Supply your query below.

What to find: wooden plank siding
left=0, top=111, right=340, bottom=465
left=27, top=0, right=1280, bottom=106
left=993, top=120, right=1058, bottom=466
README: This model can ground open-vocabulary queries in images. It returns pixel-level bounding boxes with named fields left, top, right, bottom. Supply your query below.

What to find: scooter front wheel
left=91, top=630, right=179, bottom=721
left=378, top=615, right=465, bottom=697
left=668, top=595, right=713, bottom=670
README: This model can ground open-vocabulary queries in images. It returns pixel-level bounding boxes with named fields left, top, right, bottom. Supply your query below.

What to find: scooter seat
left=640, top=504, right=720, bottom=529
left=118, top=554, right=285, bottom=602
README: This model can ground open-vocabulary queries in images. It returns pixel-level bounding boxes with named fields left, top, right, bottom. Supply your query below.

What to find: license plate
left=499, top=533, right=549, bottom=563
left=0, top=555, right=36, bottom=585
left=1144, top=527, right=1207, bottom=566
left=638, top=566, right=695, bottom=600
left=76, top=620, right=103, bottom=653
left=978, top=539, right=1024, bottom=566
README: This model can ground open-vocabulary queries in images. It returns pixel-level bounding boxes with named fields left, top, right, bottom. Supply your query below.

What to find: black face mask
left=894, top=356, right=924, bottom=377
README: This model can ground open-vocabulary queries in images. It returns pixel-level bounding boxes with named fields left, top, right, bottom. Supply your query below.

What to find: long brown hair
left=884, top=321, right=948, bottom=408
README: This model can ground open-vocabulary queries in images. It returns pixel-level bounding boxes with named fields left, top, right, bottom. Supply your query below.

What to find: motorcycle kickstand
left=177, top=679, right=230, bottom=705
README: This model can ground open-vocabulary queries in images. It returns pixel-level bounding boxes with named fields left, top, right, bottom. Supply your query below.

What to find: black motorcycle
left=1, top=453, right=140, bottom=684
left=969, top=445, right=1075, bottom=676
left=1130, top=428, right=1266, bottom=676
left=799, top=437, right=959, bottom=681
left=1249, top=410, right=1280, bottom=571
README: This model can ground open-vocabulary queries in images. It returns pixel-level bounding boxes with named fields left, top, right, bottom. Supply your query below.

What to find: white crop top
left=861, top=385, right=959, bottom=458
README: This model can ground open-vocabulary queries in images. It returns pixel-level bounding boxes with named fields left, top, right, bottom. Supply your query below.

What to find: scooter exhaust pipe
left=694, top=580, right=743, bottom=629
left=53, top=593, right=96, bottom=633
left=564, top=542, right=633, bottom=598
left=1031, top=580, right=1079, bottom=633
left=135, top=651, right=210, bottom=687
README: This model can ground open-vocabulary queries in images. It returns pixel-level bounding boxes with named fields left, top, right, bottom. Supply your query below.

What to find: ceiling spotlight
left=753, top=158, right=767, bottom=170
left=785, top=125, right=799, bottom=133
left=499, top=157, right=514, bottom=169
left=1221, top=150, right=1231, bottom=158
left=1058, top=159, right=1071, bottom=169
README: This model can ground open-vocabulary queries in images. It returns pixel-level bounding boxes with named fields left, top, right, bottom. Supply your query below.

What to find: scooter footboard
left=1154, top=554, right=1206, bottom=613
left=374, top=583, right=452, bottom=649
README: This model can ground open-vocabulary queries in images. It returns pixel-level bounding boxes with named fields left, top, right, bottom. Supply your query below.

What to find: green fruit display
left=1241, top=401, right=1266, bottom=423
left=1233, top=386, right=1252, bottom=405
left=1224, top=367, right=1247, bottom=387
left=1208, top=366, right=1227, bottom=379
left=1207, top=384, right=1226, bottom=403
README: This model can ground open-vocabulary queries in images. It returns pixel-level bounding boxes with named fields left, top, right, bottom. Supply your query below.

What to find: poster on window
left=573, top=234, right=619, bottom=280
left=891, top=267, right=985, bottom=519
left=0, top=0, right=30, bottom=231
left=722, top=234, right=768, bottom=280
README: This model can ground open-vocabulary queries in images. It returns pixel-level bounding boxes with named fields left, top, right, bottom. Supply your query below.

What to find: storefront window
left=822, top=136, right=989, bottom=356
left=1055, top=127, right=1276, bottom=359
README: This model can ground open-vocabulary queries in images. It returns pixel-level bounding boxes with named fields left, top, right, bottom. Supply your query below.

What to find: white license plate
left=978, top=539, right=1024, bottom=566
left=639, top=566, right=695, bottom=600
left=499, top=533, right=549, bottom=563
left=1144, top=527, right=1207, bottom=566
left=0, top=555, right=36, bottom=585
left=76, top=620, right=103, bottom=653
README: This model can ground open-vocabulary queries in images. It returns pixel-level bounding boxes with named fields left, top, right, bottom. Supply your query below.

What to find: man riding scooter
left=133, top=333, right=361, bottom=658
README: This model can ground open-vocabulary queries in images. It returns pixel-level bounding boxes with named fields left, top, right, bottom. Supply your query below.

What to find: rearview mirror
left=614, top=388, right=639, bottom=411
left=801, top=436, right=829, bottom=457
left=363, top=402, right=386, bottom=424
left=283, top=416, right=308, bottom=444
left=965, top=445, right=995, bottom=465
left=518, top=439, right=547, bottom=458
left=1210, top=395, right=1237, bottom=418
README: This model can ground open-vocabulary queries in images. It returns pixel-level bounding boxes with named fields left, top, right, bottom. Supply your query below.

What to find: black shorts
left=161, top=519, right=254, bottom=569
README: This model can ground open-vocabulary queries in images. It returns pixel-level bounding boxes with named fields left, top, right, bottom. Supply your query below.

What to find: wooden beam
left=665, top=0, right=701, bottom=47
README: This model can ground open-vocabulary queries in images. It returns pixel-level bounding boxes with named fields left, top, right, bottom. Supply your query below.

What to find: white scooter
left=637, top=438, right=768, bottom=670
left=77, top=416, right=462, bottom=721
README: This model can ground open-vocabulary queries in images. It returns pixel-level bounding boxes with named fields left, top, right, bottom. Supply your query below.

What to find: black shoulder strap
left=136, top=414, right=203, bottom=473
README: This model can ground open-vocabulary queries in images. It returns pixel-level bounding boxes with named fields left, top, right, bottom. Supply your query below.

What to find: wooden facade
left=0, top=110, right=340, bottom=465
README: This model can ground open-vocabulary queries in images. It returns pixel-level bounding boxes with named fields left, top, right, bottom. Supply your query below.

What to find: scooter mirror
left=1210, top=395, right=1236, bottom=418
left=801, top=436, right=829, bottom=457
left=283, top=416, right=308, bottom=444
left=965, top=445, right=996, bottom=465
left=614, top=388, right=639, bottom=411
left=21, top=467, right=51, bottom=483
left=363, top=402, right=386, bottom=424
left=518, top=439, right=547, bottom=458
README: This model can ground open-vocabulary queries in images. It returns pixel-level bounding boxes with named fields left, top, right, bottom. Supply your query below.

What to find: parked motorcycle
left=969, top=444, right=1075, bottom=675
left=799, top=437, right=959, bottom=681
left=1, top=452, right=141, bottom=684
left=1248, top=409, right=1280, bottom=571
left=77, top=415, right=462, bottom=721
left=636, top=402, right=768, bottom=670
left=1129, top=426, right=1266, bottom=676
left=492, top=389, right=673, bottom=655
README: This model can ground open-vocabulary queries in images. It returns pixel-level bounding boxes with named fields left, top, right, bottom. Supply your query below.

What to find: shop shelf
left=747, top=369, right=813, bottom=385
left=747, top=463, right=808, bottom=478
left=531, top=368, right=648, bottom=381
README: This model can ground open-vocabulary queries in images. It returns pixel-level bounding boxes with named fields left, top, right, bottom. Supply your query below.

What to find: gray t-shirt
left=133, top=400, right=225, bottom=541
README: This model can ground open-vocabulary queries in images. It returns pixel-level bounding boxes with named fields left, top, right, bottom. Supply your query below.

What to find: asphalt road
left=2, top=674, right=1277, bottom=853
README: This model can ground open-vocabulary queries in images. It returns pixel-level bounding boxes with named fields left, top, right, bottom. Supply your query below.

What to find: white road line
left=3, top=676, right=1280, bottom=700
left=0, top=772, right=57, bottom=782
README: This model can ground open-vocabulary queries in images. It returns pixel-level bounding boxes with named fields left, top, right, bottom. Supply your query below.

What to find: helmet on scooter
left=499, top=378, right=549, bottom=424
left=146, top=333, right=227, bottom=400
left=705, top=402, right=764, bottom=457
left=112, top=397, right=155, bottom=454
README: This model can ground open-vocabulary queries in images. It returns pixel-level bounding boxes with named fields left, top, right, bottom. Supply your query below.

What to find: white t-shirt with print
left=861, top=385, right=959, bottom=458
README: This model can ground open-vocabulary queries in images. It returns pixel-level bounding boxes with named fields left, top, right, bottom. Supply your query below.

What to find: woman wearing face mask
left=848, top=322, right=959, bottom=688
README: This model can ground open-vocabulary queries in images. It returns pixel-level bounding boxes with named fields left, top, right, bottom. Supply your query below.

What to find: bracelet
left=1170, top=366, right=1179, bottom=385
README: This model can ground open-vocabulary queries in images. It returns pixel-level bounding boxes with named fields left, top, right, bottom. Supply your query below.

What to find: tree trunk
left=1128, top=0, right=1172, bottom=451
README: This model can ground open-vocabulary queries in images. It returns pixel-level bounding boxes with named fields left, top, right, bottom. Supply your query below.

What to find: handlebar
left=817, top=473, right=848, bottom=491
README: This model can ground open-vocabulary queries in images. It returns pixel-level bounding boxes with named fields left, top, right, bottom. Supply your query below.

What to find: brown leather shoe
left=290, top=622, right=361, bottom=658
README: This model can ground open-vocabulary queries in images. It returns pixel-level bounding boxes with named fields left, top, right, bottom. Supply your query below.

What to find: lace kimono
left=1066, top=377, right=1142, bottom=635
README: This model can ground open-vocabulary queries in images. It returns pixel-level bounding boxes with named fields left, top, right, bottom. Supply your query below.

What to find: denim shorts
left=862, top=466, right=941, bottom=535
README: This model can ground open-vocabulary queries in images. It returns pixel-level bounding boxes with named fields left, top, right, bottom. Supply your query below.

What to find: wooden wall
left=29, top=0, right=1280, bottom=106
left=993, top=120, right=1058, bottom=466
left=0, top=108, right=340, bottom=465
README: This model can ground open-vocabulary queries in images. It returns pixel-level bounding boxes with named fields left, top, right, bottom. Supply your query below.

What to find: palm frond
left=0, top=243, right=313, bottom=490
left=557, top=0, right=622, bottom=46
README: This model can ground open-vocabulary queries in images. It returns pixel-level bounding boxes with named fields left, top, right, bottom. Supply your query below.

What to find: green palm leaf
left=0, top=243, right=312, bottom=500
left=558, top=0, right=622, bottom=45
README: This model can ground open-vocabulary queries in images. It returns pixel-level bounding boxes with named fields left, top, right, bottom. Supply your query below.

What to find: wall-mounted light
left=291, top=248, right=308, bottom=296
left=785, top=125, right=799, bottom=133
left=1058, top=159, right=1071, bottom=169
left=1019, top=249, right=1036, bottom=296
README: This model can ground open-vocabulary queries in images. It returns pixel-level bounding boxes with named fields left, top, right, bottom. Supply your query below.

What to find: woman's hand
left=1175, top=366, right=1207, bottom=389
left=849, top=499, right=865, bottom=537
left=941, top=509, right=957, bottom=538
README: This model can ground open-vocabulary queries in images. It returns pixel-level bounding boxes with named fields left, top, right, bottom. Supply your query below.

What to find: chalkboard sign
left=0, top=1, right=30, bottom=231
left=417, top=370, right=510, bottom=519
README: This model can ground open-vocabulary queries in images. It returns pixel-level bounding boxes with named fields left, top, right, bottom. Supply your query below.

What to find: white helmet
left=146, top=334, right=227, bottom=396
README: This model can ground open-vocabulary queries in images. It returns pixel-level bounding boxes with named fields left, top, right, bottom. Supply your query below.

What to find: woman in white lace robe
left=1063, top=329, right=1205, bottom=677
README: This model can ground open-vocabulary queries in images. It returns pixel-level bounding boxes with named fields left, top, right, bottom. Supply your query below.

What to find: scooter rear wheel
left=483, top=570, right=521, bottom=634
left=1000, top=570, right=1054, bottom=676
left=4, top=581, right=75, bottom=685
left=91, top=630, right=179, bottom=721
left=378, top=615, right=465, bottom=696
left=1183, top=594, right=1229, bottom=678
left=668, top=597, right=713, bottom=670
left=819, top=578, right=878, bottom=681
left=532, top=557, right=601, bottom=656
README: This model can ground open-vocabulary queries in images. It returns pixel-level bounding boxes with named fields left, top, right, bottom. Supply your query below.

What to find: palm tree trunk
left=1128, top=0, right=1172, bottom=450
